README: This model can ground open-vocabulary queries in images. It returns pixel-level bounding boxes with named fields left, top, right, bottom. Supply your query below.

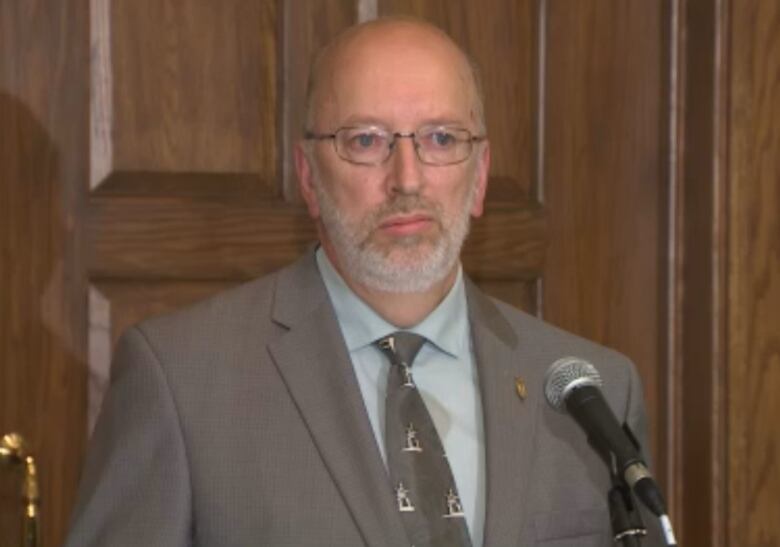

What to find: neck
left=322, top=245, right=459, bottom=328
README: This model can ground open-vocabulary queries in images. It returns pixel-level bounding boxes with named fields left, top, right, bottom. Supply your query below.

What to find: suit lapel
left=266, top=253, right=408, bottom=547
left=466, top=280, right=539, bottom=546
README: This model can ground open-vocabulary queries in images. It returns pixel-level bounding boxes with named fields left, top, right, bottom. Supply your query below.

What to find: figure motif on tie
left=443, top=489, right=465, bottom=519
left=403, top=423, right=423, bottom=453
left=396, top=482, right=415, bottom=512
left=400, top=363, right=415, bottom=387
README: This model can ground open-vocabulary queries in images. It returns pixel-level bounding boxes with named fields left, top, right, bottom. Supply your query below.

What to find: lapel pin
left=515, top=376, right=528, bottom=400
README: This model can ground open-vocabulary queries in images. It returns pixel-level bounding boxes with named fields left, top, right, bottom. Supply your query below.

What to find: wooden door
left=6, top=2, right=778, bottom=547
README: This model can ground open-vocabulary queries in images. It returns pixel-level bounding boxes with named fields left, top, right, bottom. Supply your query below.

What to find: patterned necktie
left=377, top=332, right=472, bottom=547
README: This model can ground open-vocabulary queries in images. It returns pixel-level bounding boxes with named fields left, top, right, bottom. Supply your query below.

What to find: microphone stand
left=588, top=423, right=679, bottom=546
left=588, top=432, right=648, bottom=546
left=607, top=473, right=647, bottom=546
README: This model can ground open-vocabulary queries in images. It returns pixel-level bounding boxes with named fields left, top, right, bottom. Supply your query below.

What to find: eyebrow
left=337, top=115, right=471, bottom=130
left=338, top=115, right=387, bottom=127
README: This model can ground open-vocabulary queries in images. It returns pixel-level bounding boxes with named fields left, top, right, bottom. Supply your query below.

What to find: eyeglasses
left=304, top=125, right=486, bottom=166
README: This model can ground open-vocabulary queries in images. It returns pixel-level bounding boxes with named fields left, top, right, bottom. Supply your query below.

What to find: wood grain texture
left=728, top=2, right=780, bottom=545
left=282, top=0, right=356, bottom=201
left=88, top=197, right=317, bottom=280
left=94, top=0, right=277, bottom=194
left=378, top=0, right=536, bottom=201
left=87, top=196, right=546, bottom=281
left=671, top=0, right=730, bottom=544
left=0, top=2, right=89, bottom=545
left=541, top=0, right=665, bottom=468
left=462, top=201, right=546, bottom=281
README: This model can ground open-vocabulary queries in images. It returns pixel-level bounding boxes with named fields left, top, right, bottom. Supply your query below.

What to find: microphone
left=544, top=357, right=678, bottom=545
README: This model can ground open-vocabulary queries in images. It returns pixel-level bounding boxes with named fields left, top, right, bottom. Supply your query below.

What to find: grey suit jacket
left=66, top=251, right=663, bottom=546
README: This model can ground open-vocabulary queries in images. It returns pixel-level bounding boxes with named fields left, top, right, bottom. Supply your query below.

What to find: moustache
left=369, top=195, right=442, bottom=224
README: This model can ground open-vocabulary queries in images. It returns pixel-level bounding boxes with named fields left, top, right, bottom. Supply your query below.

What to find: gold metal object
left=515, top=376, right=528, bottom=400
left=1, top=432, right=40, bottom=547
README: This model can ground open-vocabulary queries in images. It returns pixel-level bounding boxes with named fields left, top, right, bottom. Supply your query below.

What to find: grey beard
left=312, top=179, right=475, bottom=294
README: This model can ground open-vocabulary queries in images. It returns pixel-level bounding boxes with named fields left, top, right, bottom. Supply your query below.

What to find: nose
left=387, top=135, right=423, bottom=195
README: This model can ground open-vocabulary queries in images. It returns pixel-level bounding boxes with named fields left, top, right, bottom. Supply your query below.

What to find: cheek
left=318, top=164, right=387, bottom=216
left=429, top=168, right=477, bottom=211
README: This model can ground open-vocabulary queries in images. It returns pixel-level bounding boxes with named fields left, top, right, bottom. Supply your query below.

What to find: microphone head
left=544, top=357, right=603, bottom=411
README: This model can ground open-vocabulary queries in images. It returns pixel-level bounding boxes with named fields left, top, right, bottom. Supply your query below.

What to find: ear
left=470, top=141, right=490, bottom=218
left=294, top=142, right=320, bottom=219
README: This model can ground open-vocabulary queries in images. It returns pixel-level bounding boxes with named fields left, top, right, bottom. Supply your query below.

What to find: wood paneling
left=0, top=2, right=89, bottom=545
left=671, top=0, right=730, bottom=544
left=282, top=0, right=356, bottom=200
left=728, top=2, right=780, bottom=545
left=461, top=201, right=546, bottom=281
left=92, top=0, right=277, bottom=195
left=542, top=0, right=665, bottom=467
left=87, top=197, right=316, bottom=279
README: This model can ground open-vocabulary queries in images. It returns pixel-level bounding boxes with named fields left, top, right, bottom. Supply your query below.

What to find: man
left=66, top=17, right=662, bottom=547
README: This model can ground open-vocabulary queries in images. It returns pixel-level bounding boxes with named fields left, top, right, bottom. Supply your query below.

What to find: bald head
left=303, top=17, right=485, bottom=134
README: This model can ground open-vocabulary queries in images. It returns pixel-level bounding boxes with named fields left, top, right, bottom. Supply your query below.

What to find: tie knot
left=377, top=331, right=426, bottom=367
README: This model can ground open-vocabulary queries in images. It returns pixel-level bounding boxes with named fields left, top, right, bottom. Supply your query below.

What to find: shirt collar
left=316, top=247, right=469, bottom=358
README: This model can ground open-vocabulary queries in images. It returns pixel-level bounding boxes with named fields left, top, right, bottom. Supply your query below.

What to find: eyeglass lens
left=334, top=126, right=475, bottom=165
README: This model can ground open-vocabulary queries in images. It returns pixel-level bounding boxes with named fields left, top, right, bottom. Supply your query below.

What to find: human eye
left=421, top=127, right=460, bottom=149
left=342, top=128, right=386, bottom=152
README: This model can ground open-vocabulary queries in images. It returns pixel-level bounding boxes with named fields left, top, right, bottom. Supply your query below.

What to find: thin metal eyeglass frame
left=303, top=126, right=487, bottom=166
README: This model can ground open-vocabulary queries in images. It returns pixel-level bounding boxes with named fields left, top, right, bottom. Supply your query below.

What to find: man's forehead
left=308, top=19, right=479, bottom=128
left=322, top=18, right=465, bottom=66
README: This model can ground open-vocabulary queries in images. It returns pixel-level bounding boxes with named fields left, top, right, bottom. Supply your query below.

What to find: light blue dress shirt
left=316, top=248, right=486, bottom=546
